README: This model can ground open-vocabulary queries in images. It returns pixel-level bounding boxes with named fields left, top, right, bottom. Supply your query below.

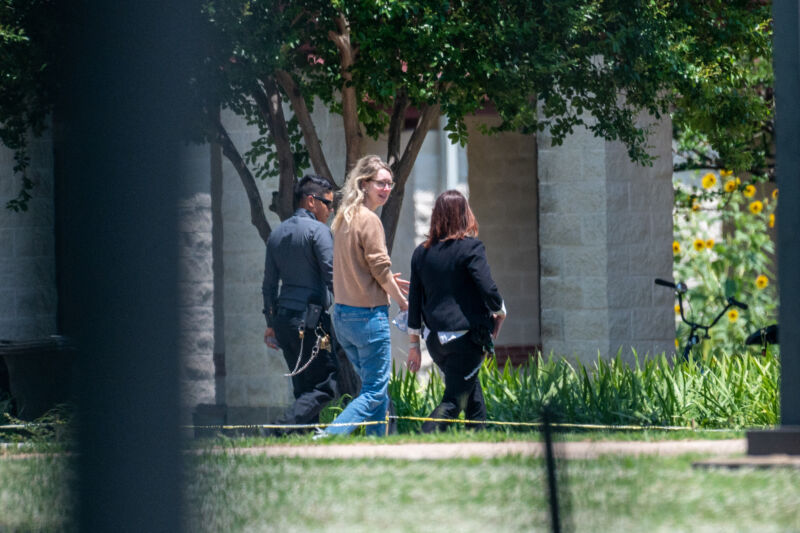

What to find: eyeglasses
left=369, top=179, right=395, bottom=190
left=311, top=195, right=333, bottom=208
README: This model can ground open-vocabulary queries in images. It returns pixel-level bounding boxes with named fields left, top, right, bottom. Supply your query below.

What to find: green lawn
left=183, top=453, right=800, bottom=532
left=2, top=435, right=799, bottom=532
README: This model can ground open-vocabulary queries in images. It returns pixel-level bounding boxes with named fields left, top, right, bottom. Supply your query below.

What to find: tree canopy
left=196, top=0, right=748, bottom=249
left=1, top=0, right=775, bottom=232
left=0, top=0, right=59, bottom=211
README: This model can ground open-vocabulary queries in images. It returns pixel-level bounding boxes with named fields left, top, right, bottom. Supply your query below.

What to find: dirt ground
left=212, top=438, right=747, bottom=460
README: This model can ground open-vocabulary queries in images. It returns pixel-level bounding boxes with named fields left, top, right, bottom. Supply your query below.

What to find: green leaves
left=389, top=349, right=778, bottom=432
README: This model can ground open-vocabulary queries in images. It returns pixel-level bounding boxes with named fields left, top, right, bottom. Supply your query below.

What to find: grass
left=186, top=427, right=745, bottom=450
left=4, top=430, right=794, bottom=532
left=181, top=453, right=800, bottom=532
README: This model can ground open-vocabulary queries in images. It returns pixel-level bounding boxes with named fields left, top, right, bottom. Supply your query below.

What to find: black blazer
left=408, top=237, right=503, bottom=333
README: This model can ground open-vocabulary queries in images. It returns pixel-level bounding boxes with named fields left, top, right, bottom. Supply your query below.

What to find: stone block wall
left=0, top=132, right=57, bottom=340
left=537, top=116, right=674, bottom=362
left=465, top=116, right=541, bottom=355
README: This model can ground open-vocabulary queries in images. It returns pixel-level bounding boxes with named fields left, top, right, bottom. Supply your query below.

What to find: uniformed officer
left=262, top=174, right=338, bottom=433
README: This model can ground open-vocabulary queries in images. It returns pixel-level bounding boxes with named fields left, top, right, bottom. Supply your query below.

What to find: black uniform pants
left=422, top=332, right=486, bottom=433
left=273, top=307, right=339, bottom=431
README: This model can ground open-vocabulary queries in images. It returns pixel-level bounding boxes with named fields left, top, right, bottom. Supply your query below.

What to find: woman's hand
left=492, top=313, right=505, bottom=339
left=393, top=272, right=410, bottom=296
left=407, top=345, right=422, bottom=372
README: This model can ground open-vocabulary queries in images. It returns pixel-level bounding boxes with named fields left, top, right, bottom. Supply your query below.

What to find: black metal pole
left=542, top=409, right=561, bottom=533
left=58, top=2, right=201, bottom=530
left=774, top=0, right=800, bottom=428
left=747, top=0, right=800, bottom=455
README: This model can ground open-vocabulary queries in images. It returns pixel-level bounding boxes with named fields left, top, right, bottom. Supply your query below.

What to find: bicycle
left=654, top=278, right=749, bottom=361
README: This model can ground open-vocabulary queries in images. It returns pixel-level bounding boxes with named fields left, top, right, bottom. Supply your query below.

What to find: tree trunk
left=329, top=14, right=361, bottom=175
left=386, top=89, right=409, bottom=168
left=381, top=103, right=440, bottom=253
left=214, top=119, right=271, bottom=244
left=275, top=69, right=337, bottom=187
left=254, top=78, right=296, bottom=221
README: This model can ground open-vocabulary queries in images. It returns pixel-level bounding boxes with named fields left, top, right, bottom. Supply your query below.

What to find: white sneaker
left=312, top=428, right=330, bottom=441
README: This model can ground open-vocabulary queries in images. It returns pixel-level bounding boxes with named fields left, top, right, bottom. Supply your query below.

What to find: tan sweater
left=333, top=205, right=394, bottom=307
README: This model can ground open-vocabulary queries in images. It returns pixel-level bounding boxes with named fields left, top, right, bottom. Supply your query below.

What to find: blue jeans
left=327, top=304, right=391, bottom=436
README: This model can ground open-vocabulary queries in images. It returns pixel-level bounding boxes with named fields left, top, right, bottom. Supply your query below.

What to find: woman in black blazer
left=406, top=190, right=506, bottom=432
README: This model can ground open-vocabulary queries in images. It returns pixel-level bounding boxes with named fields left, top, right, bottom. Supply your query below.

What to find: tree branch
left=328, top=13, right=361, bottom=174
left=381, top=103, right=441, bottom=253
left=386, top=88, right=409, bottom=168
left=214, top=118, right=271, bottom=244
left=253, top=78, right=296, bottom=220
left=275, top=69, right=336, bottom=187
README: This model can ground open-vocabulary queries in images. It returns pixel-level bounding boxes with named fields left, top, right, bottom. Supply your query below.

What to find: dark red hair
left=423, top=190, right=479, bottom=248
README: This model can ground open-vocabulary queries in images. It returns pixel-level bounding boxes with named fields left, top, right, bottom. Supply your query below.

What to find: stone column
left=0, top=131, right=57, bottom=340
left=465, top=116, right=541, bottom=362
left=537, top=116, right=674, bottom=362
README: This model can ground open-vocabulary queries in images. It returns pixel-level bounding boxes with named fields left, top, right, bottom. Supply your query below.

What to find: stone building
left=0, top=104, right=674, bottom=425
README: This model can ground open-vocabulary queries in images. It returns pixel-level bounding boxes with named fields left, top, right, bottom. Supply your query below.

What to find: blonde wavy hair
left=331, top=155, right=393, bottom=232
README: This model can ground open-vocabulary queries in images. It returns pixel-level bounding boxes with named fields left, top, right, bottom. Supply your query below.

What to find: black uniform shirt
left=262, top=208, right=333, bottom=327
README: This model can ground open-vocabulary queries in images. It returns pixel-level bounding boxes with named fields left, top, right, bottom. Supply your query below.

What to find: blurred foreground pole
left=58, top=2, right=200, bottom=530
left=773, top=0, right=800, bottom=427
left=748, top=0, right=800, bottom=453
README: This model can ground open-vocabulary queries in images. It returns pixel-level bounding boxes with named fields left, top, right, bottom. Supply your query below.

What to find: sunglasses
left=311, top=195, right=333, bottom=207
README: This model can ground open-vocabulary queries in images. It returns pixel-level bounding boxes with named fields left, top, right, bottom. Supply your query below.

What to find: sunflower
left=705, top=238, right=715, bottom=249
left=772, top=188, right=779, bottom=200
left=724, top=179, right=737, bottom=193
left=691, top=200, right=700, bottom=212
left=672, top=241, right=681, bottom=254
left=674, top=304, right=680, bottom=314
left=743, top=184, right=756, bottom=198
left=701, top=172, right=717, bottom=189
left=693, top=238, right=705, bottom=252
left=749, top=200, right=763, bottom=215
left=769, top=213, right=775, bottom=228
left=720, top=169, right=733, bottom=177
left=728, top=309, right=739, bottom=322
left=756, top=275, right=769, bottom=290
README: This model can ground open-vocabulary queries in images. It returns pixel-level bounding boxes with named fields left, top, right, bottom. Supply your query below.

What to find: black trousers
left=273, top=308, right=339, bottom=432
left=422, top=332, right=486, bottom=433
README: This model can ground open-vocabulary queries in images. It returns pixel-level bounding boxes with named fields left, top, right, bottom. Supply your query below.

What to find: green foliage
left=669, top=2, right=773, bottom=178
left=0, top=403, right=76, bottom=448
left=673, top=170, right=777, bottom=356
left=390, top=351, right=779, bottom=431
left=0, top=0, right=60, bottom=211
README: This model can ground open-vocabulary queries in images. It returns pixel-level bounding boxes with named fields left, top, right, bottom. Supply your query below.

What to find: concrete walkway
left=209, top=439, right=746, bottom=460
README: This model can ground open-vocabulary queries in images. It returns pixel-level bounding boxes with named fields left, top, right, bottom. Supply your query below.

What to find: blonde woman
left=323, top=155, right=408, bottom=437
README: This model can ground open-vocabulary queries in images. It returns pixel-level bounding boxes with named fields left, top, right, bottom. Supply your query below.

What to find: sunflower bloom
left=673, top=241, right=681, bottom=254
left=701, top=173, right=717, bottom=189
left=705, top=238, right=715, bottom=249
left=744, top=184, right=756, bottom=198
left=756, top=275, right=769, bottom=290
left=720, top=169, right=733, bottom=177
left=772, top=188, right=779, bottom=200
left=749, top=200, right=763, bottom=214
left=728, top=309, right=739, bottom=322
left=674, top=304, right=680, bottom=314
left=691, top=200, right=700, bottom=212
left=693, top=238, right=705, bottom=252
left=724, top=180, right=737, bottom=193
left=769, top=213, right=775, bottom=228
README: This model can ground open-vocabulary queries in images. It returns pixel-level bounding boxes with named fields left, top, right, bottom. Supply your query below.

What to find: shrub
left=389, top=351, right=779, bottom=432
left=673, top=171, right=777, bottom=357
